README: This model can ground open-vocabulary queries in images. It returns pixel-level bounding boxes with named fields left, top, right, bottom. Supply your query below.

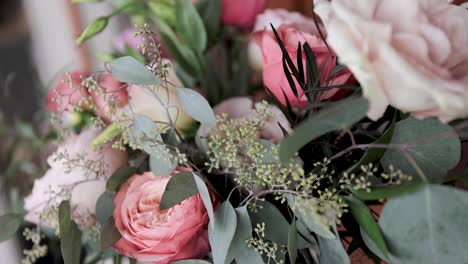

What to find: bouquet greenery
left=1, top=0, right=467, bottom=264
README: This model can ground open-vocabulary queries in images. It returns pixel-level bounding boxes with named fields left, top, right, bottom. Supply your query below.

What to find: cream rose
left=24, top=128, right=127, bottom=227
left=315, top=0, right=468, bottom=122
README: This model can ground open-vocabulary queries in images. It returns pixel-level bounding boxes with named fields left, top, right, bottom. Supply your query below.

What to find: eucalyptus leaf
left=175, top=0, right=207, bottom=52
left=379, top=184, right=468, bottom=263
left=360, top=228, right=390, bottom=262
left=193, top=174, right=214, bottom=222
left=99, top=217, right=121, bottom=250
left=110, top=56, right=160, bottom=85
left=317, top=231, right=350, bottom=264
left=344, top=196, right=389, bottom=258
left=106, top=166, right=137, bottom=192
left=77, top=17, right=108, bottom=44
left=288, top=219, right=298, bottom=264
left=160, top=172, right=198, bottom=210
left=209, top=201, right=237, bottom=264
left=381, top=118, right=460, bottom=181
left=134, top=114, right=159, bottom=138
left=348, top=183, right=424, bottom=201
left=279, top=97, right=369, bottom=163
left=59, top=201, right=82, bottom=264
left=226, top=206, right=263, bottom=264
left=95, top=191, right=115, bottom=225
left=176, top=88, right=216, bottom=128
left=149, top=152, right=177, bottom=176
left=0, top=213, right=24, bottom=242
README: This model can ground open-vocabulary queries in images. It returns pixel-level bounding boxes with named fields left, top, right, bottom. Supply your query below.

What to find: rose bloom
left=45, top=71, right=89, bottom=112
left=315, top=0, right=468, bottom=122
left=91, top=73, right=128, bottom=123
left=24, top=128, right=128, bottom=227
left=251, top=9, right=354, bottom=108
left=113, top=169, right=215, bottom=263
left=221, top=0, right=268, bottom=28
left=126, top=61, right=194, bottom=133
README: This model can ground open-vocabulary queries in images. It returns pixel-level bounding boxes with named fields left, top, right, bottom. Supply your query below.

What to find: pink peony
left=252, top=18, right=354, bottom=108
left=315, top=0, right=468, bottom=122
left=45, top=71, right=89, bottom=112
left=221, top=0, right=269, bottom=28
left=24, top=128, right=128, bottom=228
left=113, top=169, right=216, bottom=264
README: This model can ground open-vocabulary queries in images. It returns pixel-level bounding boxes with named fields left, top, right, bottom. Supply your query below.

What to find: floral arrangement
left=1, top=0, right=468, bottom=264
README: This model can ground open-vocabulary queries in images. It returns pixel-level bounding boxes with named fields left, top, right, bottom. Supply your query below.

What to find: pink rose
left=91, top=74, right=128, bottom=123
left=221, top=0, right=269, bottom=28
left=24, top=128, right=128, bottom=228
left=252, top=22, right=354, bottom=108
left=113, top=169, right=216, bottom=264
left=46, top=71, right=89, bottom=112
left=249, top=8, right=322, bottom=72
left=315, top=0, right=468, bottom=122
left=213, top=97, right=291, bottom=144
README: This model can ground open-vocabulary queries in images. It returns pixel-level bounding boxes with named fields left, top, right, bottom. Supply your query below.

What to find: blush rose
left=315, top=0, right=468, bottom=122
left=113, top=169, right=215, bottom=264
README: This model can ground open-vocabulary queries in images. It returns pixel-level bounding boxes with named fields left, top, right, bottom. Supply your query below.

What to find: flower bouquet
left=1, top=0, right=468, bottom=263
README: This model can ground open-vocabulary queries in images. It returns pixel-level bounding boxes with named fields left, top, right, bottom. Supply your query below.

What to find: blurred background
left=0, top=0, right=312, bottom=262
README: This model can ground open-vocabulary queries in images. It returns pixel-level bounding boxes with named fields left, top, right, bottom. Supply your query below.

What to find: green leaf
left=110, top=56, right=160, bottom=85
left=379, top=184, right=468, bottom=263
left=77, top=17, right=108, bottom=45
left=175, top=0, right=207, bottom=52
left=160, top=172, right=198, bottom=210
left=193, top=173, right=214, bottom=222
left=286, top=194, right=335, bottom=239
left=226, top=206, right=263, bottom=264
left=360, top=228, right=390, bottom=262
left=382, top=118, right=460, bottom=181
left=279, top=97, right=369, bottom=163
left=106, top=166, right=137, bottom=192
left=59, top=201, right=82, bottom=264
left=157, top=21, right=201, bottom=77
left=99, top=217, right=121, bottom=250
left=176, top=88, right=216, bottom=128
left=288, top=219, right=298, bottom=264
left=95, top=191, right=115, bottom=226
left=195, top=0, right=221, bottom=43
left=317, top=231, right=350, bottom=264
left=348, top=183, right=425, bottom=201
left=209, top=201, right=237, bottom=264
left=344, top=196, right=389, bottom=258
left=133, top=114, right=161, bottom=142
left=149, top=152, right=177, bottom=176
left=0, top=213, right=24, bottom=242
left=347, top=114, right=396, bottom=174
